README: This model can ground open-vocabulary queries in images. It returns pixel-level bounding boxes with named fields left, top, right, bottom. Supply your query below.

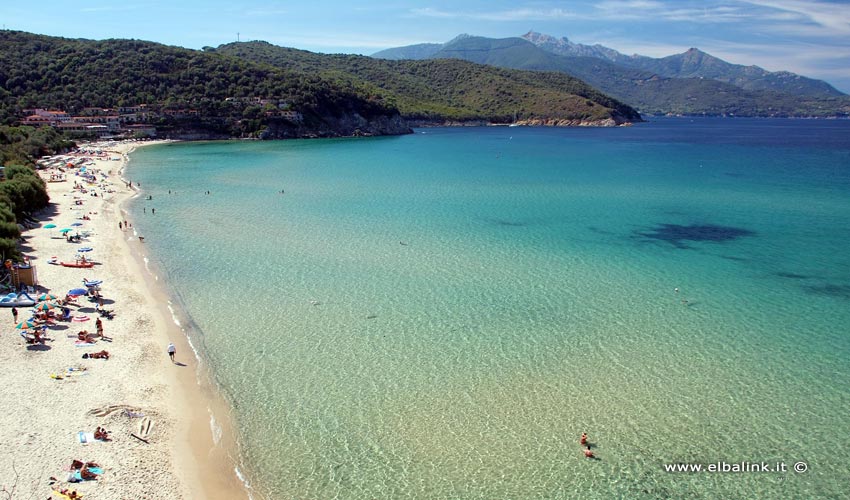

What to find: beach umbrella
left=15, top=320, right=36, bottom=330
left=70, top=222, right=83, bottom=227
left=59, top=228, right=73, bottom=234
left=67, top=288, right=88, bottom=296
left=33, top=302, right=56, bottom=312
left=78, top=247, right=93, bottom=252
left=43, top=223, right=57, bottom=229
left=37, top=293, right=58, bottom=301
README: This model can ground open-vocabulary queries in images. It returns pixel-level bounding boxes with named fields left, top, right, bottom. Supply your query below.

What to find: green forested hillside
left=213, top=41, right=641, bottom=123
left=0, top=31, right=641, bottom=132
left=0, top=31, right=403, bottom=136
left=0, top=126, right=67, bottom=260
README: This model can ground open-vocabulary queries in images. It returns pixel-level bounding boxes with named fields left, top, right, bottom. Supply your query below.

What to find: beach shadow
left=78, top=307, right=97, bottom=313
left=49, top=324, right=69, bottom=331
left=634, top=223, right=756, bottom=249
left=174, top=362, right=187, bottom=367
left=25, top=344, right=51, bottom=351
left=39, top=205, right=61, bottom=219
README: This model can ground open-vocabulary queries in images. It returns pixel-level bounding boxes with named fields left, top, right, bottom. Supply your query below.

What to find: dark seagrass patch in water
left=635, top=223, right=756, bottom=249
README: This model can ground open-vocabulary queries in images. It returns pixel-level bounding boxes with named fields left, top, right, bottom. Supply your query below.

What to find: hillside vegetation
left=0, top=126, right=68, bottom=260
left=378, top=35, right=850, bottom=117
left=212, top=42, right=641, bottom=124
left=0, top=31, right=641, bottom=134
left=0, top=31, right=406, bottom=138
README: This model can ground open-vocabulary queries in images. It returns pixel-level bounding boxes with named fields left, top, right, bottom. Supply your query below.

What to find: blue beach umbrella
left=70, top=222, right=84, bottom=227
left=67, top=288, right=88, bottom=296
left=59, top=228, right=73, bottom=234
left=43, top=223, right=57, bottom=229
left=78, top=247, right=93, bottom=252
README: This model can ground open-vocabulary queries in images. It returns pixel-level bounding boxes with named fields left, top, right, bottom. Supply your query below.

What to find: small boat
left=60, top=261, right=95, bottom=268
left=0, top=292, right=37, bottom=307
left=83, top=278, right=103, bottom=287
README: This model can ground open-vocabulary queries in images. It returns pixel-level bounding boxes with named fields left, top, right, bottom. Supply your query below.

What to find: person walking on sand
left=12, top=307, right=18, bottom=323
left=167, top=342, right=176, bottom=363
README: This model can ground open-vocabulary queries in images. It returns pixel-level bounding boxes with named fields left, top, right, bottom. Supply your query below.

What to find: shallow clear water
left=128, top=118, right=850, bottom=499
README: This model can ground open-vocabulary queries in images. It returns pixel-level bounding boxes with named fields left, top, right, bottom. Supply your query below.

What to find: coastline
left=117, top=143, right=251, bottom=500
left=0, top=140, right=248, bottom=499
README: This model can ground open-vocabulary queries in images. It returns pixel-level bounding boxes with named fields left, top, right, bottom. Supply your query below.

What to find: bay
left=128, top=118, right=850, bottom=499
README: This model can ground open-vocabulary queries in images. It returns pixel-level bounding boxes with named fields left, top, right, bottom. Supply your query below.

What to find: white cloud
left=409, top=7, right=577, bottom=21
left=743, top=0, right=850, bottom=36
left=410, top=2, right=752, bottom=24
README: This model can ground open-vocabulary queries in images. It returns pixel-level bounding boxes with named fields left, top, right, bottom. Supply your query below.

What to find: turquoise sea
left=127, top=118, right=850, bottom=499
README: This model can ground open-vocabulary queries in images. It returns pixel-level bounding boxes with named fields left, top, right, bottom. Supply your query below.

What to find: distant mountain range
left=373, top=32, right=849, bottom=117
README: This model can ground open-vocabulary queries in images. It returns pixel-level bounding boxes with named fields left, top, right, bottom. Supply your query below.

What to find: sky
left=2, top=0, right=849, bottom=93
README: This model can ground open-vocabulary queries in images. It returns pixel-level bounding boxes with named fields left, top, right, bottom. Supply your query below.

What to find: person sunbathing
left=82, top=350, right=109, bottom=360
left=32, top=329, right=45, bottom=343
left=70, top=459, right=98, bottom=470
left=57, top=488, right=81, bottom=499
left=77, top=330, right=97, bottom=343
left=80, top=463, right=100, bottom=480
left=94, top=426, right=110, bottom=441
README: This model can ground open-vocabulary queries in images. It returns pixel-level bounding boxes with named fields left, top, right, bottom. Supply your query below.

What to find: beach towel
left=51, top=489, right=82, bottom=500
left=74, top=341, right=95, bottom=347
left=77, top=432, right=95, bottom=444
left=67, top=466, right=102, bottom=482
left=70, top=469, right=102, bottom=482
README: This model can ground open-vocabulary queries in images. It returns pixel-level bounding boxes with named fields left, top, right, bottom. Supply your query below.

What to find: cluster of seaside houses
left=20, top=99, right=303, bottom=138
left=21, top=105, right=159, bottom=138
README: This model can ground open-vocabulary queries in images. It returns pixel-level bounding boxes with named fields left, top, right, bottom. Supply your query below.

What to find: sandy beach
left=0, top=141, right=246, bottom=499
